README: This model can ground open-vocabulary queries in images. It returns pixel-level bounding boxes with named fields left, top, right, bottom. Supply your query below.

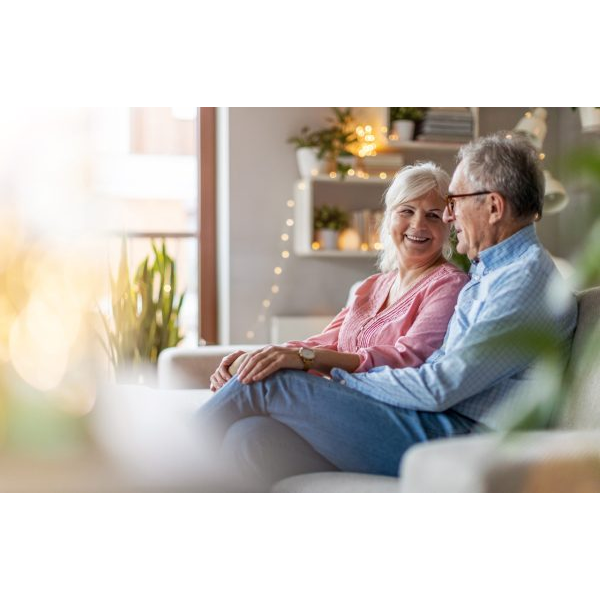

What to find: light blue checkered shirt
left=331, top=225, right=578, bottom=429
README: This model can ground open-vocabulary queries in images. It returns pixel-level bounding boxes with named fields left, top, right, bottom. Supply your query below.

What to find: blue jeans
left=198, top=370, right=477, bottom=488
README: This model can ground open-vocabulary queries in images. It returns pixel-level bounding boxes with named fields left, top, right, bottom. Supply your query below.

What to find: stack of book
left=350, top=209, right=384, bottom=249
left=417, top=108, right=474, bottom=143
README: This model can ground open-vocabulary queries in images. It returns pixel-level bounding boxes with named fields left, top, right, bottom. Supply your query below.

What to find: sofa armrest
left=400, top=430, right=600, bottom=492
left=157, top=345, right=261, bottom=389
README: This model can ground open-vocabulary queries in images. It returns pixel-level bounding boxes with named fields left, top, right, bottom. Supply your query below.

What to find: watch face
left=301, top=347, right=315, bottom=360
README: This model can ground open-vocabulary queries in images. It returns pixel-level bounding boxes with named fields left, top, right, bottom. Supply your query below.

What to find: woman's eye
left=427, top=213, right=441, bottom=220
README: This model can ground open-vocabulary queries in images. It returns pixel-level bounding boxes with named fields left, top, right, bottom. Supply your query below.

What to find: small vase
left=316, top=229, right=339, bottom=251
left=392, top=120, right=415, bottom=142
left=296, top=147, right=321, bottom=179
left=579, top=108, right=600, bottom=133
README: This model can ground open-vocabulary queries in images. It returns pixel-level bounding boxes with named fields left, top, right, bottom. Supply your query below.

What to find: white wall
left=224, top=108, right=380, bottom=344
left=220, top=107, right=589, bottom=344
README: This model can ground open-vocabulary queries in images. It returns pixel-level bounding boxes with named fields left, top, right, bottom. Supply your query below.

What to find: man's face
left=444, top=162, right=490, bottom=260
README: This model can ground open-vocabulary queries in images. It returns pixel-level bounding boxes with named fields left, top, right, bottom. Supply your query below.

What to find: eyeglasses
left=444, top=191, right=492, bottom=216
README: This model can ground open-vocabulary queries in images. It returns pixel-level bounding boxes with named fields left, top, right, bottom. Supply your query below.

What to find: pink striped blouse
left=286, top=263, right=468, bottom=372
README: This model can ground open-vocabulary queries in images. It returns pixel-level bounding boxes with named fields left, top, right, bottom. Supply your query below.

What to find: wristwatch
left=298, top=347, right=316, bottom=371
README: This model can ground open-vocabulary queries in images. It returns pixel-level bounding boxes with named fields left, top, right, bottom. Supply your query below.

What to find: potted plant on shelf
left=315, top=108, right=358, bottom=178
left=288, top=108, right=358, bottom=180
left=389, top=107, right=426, bottom=142
left=313, top=204, right=350, bottom=250
left=287, top=126, right=322, bottom=179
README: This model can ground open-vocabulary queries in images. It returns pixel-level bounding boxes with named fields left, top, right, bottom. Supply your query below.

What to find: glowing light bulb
left=539, top=153, right=546, bottom=160
left=298, top=182, right=306, bottom=190
left=271, top=285, right=279, bottom=294
left=287, top=199, right=295, bottom=208
left=164, top=284, right=172, bottom=293
left=329, top=172, right=337, bottom=179
left=360, top=243, right=369, bottom=251
left=281, top=250, right=290, bottom=259
left=262, top=300, right=271, bottom=308
left=380, top=172, right=387, bottom=179
left=286, top=219, right=294, bottom=227
left=374, top=242, right=383, bottom=250
left=348, top=169, right=355, bottom=176
left=246, top=331, right=255, bottom=340
left=274, top=267, right=282, bottom=275
left=311, top=242, right=320, bottom=250
left=281, top=233, right=289, bottom=241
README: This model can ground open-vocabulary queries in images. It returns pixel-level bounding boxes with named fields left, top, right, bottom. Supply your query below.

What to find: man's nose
left=442, top=206, right=454, bottom=224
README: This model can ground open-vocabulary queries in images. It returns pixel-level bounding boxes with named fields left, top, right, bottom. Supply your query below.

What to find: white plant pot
left=392, top=120, right=415, bottom=142
left=316, top=229, right=339, bottom=251
left=579, top=108, right=600, bottom=133
left=296, top=147, right=321, bottom=179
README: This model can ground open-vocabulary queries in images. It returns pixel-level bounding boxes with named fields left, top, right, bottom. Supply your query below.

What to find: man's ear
left=487, top=192, right=507, bottom=224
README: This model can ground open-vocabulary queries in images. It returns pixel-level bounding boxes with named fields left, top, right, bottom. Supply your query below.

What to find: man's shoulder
left=485, top=241, right=555, bottom=288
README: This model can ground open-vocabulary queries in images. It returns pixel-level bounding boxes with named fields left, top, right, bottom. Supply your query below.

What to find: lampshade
left=543, top=170, right=569, bottom=214
left=514, top=108, right=548, bottom=150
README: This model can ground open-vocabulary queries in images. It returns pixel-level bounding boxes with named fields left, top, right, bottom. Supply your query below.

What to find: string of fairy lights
left=244, top=122, right=389, bottom=341
left=245, top=197, right=296, bottom=341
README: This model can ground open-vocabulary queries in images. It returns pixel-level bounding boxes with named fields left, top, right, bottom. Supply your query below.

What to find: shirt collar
left=469, top=224, right=538, bottom=276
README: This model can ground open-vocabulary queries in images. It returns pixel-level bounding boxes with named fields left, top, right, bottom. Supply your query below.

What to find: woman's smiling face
left=389, top=188, right=449, bottom=268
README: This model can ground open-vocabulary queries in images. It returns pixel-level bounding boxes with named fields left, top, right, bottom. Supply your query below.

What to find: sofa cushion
left=557, top=286, right=600, bottom=429
left=271, top=471, right=400, bottom=493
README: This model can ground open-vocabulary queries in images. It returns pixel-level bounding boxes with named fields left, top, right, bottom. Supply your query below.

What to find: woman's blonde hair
left=377, top=161, right=451, bottom=272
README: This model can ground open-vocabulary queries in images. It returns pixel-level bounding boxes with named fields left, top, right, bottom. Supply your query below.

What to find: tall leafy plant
left=100, top=238, right=185, bottom=378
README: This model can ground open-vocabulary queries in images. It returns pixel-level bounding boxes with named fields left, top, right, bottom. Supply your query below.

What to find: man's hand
left=209, top=350, right=247, bottom=392
left=236, top=345, right=305, bottom=384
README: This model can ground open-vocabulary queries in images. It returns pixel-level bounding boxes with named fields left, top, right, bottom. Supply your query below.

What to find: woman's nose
left=411, top=212, right=426, bottom=227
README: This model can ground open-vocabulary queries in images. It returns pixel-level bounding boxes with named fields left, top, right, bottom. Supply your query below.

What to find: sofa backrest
left=556, top=286, right=600, bottom=429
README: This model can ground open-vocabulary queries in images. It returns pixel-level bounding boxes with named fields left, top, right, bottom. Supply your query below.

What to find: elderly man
left=198, top=133, right=578, bottom=489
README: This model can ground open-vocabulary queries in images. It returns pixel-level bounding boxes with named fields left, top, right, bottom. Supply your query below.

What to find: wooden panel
left=198, top=108, right=218, bottom=344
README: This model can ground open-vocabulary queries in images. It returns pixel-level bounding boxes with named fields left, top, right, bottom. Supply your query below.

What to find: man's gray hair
left=457, top=132, right=545, bottom=219
left=377, top=162, right=451, bottom=273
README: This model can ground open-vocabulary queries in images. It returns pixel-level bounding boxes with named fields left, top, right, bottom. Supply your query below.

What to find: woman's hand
left=209, top=350, right=247, bottom=391
left=236, top=345, right=304, bottom=384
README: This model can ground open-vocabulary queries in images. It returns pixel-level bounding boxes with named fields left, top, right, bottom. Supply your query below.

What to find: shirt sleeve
left=332, top=273, right=575, bottom=413
left=354, top=271, right=467, bottom=372
left=283, top=307, right=349, bottom=351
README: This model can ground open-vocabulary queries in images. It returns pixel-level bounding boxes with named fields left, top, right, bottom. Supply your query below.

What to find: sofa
left=157, top=287, right=600, bottom=492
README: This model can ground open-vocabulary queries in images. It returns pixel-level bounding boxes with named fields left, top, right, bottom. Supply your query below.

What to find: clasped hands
left=209, top=345, right=305, bottom=392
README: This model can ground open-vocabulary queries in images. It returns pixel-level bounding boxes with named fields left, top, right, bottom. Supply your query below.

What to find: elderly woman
left=200, top=162, right=469, bottom=489
left=210, top=162, right=467, bottom=390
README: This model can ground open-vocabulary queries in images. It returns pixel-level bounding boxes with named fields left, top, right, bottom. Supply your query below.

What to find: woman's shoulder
left=354, top=271, right=393, bottom=293
left=348, top=271, right=393, bottom=305
left=422, top=262, right=469, bottom=292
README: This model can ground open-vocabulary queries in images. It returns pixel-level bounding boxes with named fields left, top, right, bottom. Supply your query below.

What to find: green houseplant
left=390, top=107, right=427, bottom=142
left=287, top=108, right=358, bottom=179
left=313, top=204, right=350, bottom=250
left=287, top=126, right=322, bottom=179
left=315, top=108, right=358, bottom=178
left=99, top=238, right=186, bottom=382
